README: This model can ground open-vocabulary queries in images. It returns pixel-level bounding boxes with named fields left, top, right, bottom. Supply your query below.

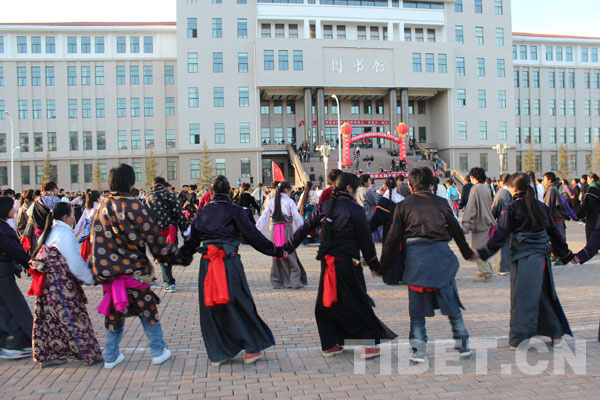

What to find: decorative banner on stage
left=340, top=123, right=354, bottom=167
left=272, top=161, right=285, bottom=182
left=356, top=171, right=438, bottom=180
left=395, top=123, right=410, bottom=161
left=298, top=120, right=390, bottom=127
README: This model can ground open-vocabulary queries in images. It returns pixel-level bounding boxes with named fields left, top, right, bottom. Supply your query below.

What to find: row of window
left=189, top=122, right=251, bottom=145
left=515, top=99, right=600, bottom=117
left=515, top=153, right=585, bottom=176
left=6, top=35, right=153, bottom=55
left=263, top=50, right=303, bottom=71
left=455, top=25, right=505, bottom=46
left=515, top=127, right=600, bottom=145
left=260, top=98, right=427, bottom=116
left=412, top=53, right=448, bottom=73
left=513, top=44, right=600, bottom=63
left=514, top=70, right=600, bottom=89
left=455, top=0, right=503, bottom=15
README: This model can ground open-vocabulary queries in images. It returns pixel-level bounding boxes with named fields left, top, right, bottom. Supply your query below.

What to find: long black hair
left=32, top=202, right=72, bottom=258
left=272, top=181, right=292, bottom=221
left=382, top=176, right=397, bottom=199
left=85, top=190, right=101, bottom=209
left=527, top=171, right=538, bottom=199
left=0, top=196, right=14, bottom=220
left=508, top=172, right=547, bottom=231
left=297, top=181, right=313, bottom=217
left=319, top=172, right=359, bottom=251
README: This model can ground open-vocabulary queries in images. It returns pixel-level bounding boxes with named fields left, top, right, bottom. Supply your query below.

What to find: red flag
left=272, top=161, right=285, bottom=182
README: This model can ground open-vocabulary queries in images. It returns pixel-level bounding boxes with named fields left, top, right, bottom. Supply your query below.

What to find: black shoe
left=454, top=339, right=472, bottom=358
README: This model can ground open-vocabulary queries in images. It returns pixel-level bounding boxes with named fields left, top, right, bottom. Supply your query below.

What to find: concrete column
left=389, top=89, right=398, bottom=131
left=401, top=89, right=409, bottom=124
left=316, top=88, right=325, bottom=147
left=303, top=19, right=310, bottom=39
left=315, top=20, right=322, bottom=39
left=387, top=22, right=394, bottom=41
left=304, top=88, right=313, bottom=143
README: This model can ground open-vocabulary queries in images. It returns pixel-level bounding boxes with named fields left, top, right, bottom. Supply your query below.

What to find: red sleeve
left=318, top=187, right=332, bottom=204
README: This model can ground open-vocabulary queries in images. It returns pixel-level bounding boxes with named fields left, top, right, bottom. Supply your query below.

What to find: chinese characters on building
left=331, top=58, right=385, bottom=74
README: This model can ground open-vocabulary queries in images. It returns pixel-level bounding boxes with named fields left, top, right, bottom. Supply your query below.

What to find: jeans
left=160, top=263, right=175, bottom=285
left=104, top=317, right=166, bottom=363
left=409, top=313, right=469, bottom=352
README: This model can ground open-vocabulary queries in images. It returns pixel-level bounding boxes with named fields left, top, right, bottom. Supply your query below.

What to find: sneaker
left=152, top=348, right=171, bottom=365
left=243, top=352, right=263, bottom=365
left=361, top=347, right=380, bottom=359
left=210, top=358, right=231, bottom=367
left=498, top=271, right=510, bottom=276
left=164, top=284, right=176, bottom=293
left=551, top=338, right=563, bottom=348
left=0, top=349, right=32, bottom=360
left=104, top=353, right=125, bottom=369
left=409, top=349, right=427, bottom=363
left=322, top=346, right=344, bottom=358
left=473, top=275, right=492, bottom=282
left=454, top=339, right=472, bottom=358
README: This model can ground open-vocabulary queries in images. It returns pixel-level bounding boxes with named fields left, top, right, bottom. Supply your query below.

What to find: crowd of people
left=0, top=161, right=599, bottom=368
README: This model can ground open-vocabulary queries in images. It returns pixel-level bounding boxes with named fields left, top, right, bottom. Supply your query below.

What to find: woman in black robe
left=238, top=183, right=261, bottom=224
left=177, top=176, right=284, bottom=367
left=475, top=172, right=573, bottom=349
left=285, top=173, right=397, bottom=359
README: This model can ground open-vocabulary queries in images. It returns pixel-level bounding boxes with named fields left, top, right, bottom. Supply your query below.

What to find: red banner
left=298, top=120, right=390, bottom=127
left=272, top=161, right=285, bottom=182
left=347, top=132, right=400, bottom=145
left=399, top=135, right=407, bottom=161
left=355, top=171, right=438, bottom=180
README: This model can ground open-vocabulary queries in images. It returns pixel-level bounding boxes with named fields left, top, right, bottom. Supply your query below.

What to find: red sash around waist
left=322, top=255, right=341, bottom=308
left=203, top=245, right=231, bottom=307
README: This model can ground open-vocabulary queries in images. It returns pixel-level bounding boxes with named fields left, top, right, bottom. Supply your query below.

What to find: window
left=214, top=123, right=225, bottom=144
left=18, top=100, right=28, bottom=119
left=497, top=121, right=507, bottom=141
left=188, top=87, right=199, bottom=108
left=458, top=121, right=467, bottom=140
left=478, top=90, right=486, bottom=108
left=116, top=66, right=126, bottom=85
left=239, top=123, right=251, bottom=143
left=17, top=36, right=27, bottom=53
left=569, top=128, right=577, bottom=144
left=522, top=99, right=530, bottom=115
left=237, top=19, right=248, bottom=38
left=413, top=53, right=422, bottom=72
left=187, top=52, right=198, bottom=73
left=164, top=161, right=177, bottom=181
left=497, top=59, right=505, bottom=77
left=0, top=133, right=5, bottom=152
left=559, top=128, right=566, bottom=144
left=68, top=99, right=77, bottom=118
left=546, top=46, right=553, bottom=61
left=582, top=48, right=589, bottom=62
left=336, top=25, right=346, bottom=39
left=549, top=99, right=556, bottom=116
left=17, top=66, right=26, bottom=86
left=496, top=28, right=504, bottom=46
left=31, top=36, right=41, bottom=53
left=480, top=153, right=488, bottom=171
left=559, top=100, right=565, bottom=116
left=592, top=48, right=598, bottom=62
left=261, top=23, right=271, bottom=38
left=68, top=164, right=79, bottom=184
left=67, top=132, right=78, bottom=152
left=519, top=45, right=527, bottom=60
left=166, top=129, right=176, bottom=149
left=81, top=36, right=91, bottom=53
left=144, top=130, right=154, bottom=149
left=569, top=100, right=576, bottom=116
left=0, top=100, right=3, bottom=119
left=32, top=99, right=42, bottom=119
left=455, top=0, right=462, bottom=12
left=95, top=66, right=104, bottom=85
left=31, top=66, right=41, bottom=86
left=82, top=99, right=91, bottom=118
left=371, top=26, right=380, bottom=41
left=273, top=100, right=283, bottom=114
left=215, top=159, right=226, bottom=176
left=130, top=36, right=139, bottom=53
left=514, top=99, right=520, bottom=115
left=95, top=131, right=106, bottom=150
left=351, top=100, right=360, bottom=114
left=83, top=164, right=92, bottom=183
left=19, top=165, right=30, bottom=186
left=455, top=26, right=463, bottom=44
left=364, top=100, right=372, bottom=114
left=83, top=131, right=93, bottom=150
left=585, top=72, right=591, bottom=88
left=479, top=121, right=488, bottom=140
left=132, top=162, right=141, bottom=182
left=117, top=98, right=126, bottom=117
left=45, top=36, right=55, bottom=53
left=530, top=46, right=538, bottom=60
left=261, top=128, right=271, bottom=144
left=284, top=100, right=295, bottom=115
left=438, top=54, right=447, bottom=73
left=130, top=65, right=139, bottom=84
left=143, top=65, right=153, bottom=84
left=143, top=36, right=153, bottom=53
left=212, top=18, right=222, bottom=38
left=427, top=29, right=436, bottom=43
left=144, top=97, right=154, bottom=117
left=274, top=128, right=284, bottom=144
left=190, top=160, right=201, bottom=180
left=278, top=50, right=288, bottom=70
left=187, top=18, right=197, bottom=38
left=522, top=71, right=529, bottom=88
left=474, top=0, right=482, bottom=13
left=238, top=87, right=249, bottom=107
left=358, top=26, right=367, bottom=40
left=498, top=90, right=506, bottom=108
left=164, top=65, right=174, bottom=84
left=549, top=128, right=557, bottom=144
left=459, top=153, right=468, bottom=172
left=46, top=99, right=56, bottom=119
left=116, top=36, right=126, bottom=53
left=264, top=50, right=274, bottom=70
left=456, top=57, right=465, bottom=76
left=19, top=133, right=29, bottom=152
left=596, top=101, right=600, bottom=116
left=238, top=52, right=248, bottom=72
left=533, top=71, right=540, bottom=88
left=566, top=47, right=573, bottom=61
left=457, top=89, right=466, bottom=107
left=475, top=27, right=484, bottom=45
left=164, top=97, right=175, bottom=116
left=131, top=130, right=141, bottom=149
left=214, top=87, right=224, bottom=107
left=81, top=66, right=90, bottom=85
left=117, top=130, right=128, bottom=150
left=260, top=101, right=270, bottom=115
left=556, top=47, right=563, bottom=61
left=189, top=123, right=200, bottom=144
left=211, top=52, right=224, bottom=73
left=533, top=99, right=540, bottom=115
left=95, top=36, right=104, bottom=53
left=131, top=98, right=140, bottom=117
left=549, top=71, right=555, bottom=88
left=293, top=50, right=303, bottom=70
left=495, top=0, right=503, bottom=14
left=513, top=45, right=518, bottom=60
left=558, top=72, right=565, bottom=88
left=569, top=72, right=575, bottom=88
left=585, top=128, right=592, bottom=144
left=476, top=58, right=485, bottom=76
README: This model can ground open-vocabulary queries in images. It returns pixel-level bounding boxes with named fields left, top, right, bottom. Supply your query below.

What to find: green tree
left=145, top=147, right=159, bottom=189
left=40, top=152, right=56, bottom=185
left=92, top=163, right=102, bottom=191
left=523, top=143, right=535, bottom=173
left=198, top=140, right=214, bottom=188
left=557, top=144, right=571, bottom=180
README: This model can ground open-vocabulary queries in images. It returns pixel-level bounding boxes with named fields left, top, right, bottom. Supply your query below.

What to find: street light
left=492, top=144, right=510, bottom=175
left=331, top=94, right=342, bottom=169
left=316, top=144, right=334, bottom=181
left=4, top=111, right=15, bottom=189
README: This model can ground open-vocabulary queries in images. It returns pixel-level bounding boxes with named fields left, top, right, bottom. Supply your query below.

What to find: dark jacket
left=144, top=184, right=188, bottom=233
left=459, top=182, right=472, bottom=209
left=543, top=185, right=569, bottom=220
left=0, top=219, right=31, bottom=274
left=492, top=187, right=512, bottom=220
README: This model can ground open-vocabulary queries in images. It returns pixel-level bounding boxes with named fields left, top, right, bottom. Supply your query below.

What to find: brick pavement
left=1, top=221, right=600, bottom=399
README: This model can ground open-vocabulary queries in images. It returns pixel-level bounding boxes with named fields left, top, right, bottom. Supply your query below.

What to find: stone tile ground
left=1, top=221, right=599, bottom=399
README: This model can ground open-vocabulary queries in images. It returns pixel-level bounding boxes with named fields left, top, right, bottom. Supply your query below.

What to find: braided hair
left=272, top=181, right=292, bottom=221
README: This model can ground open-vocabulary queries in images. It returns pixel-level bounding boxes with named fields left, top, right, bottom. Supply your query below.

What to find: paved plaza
left=1, top=221, right=600, bottom=399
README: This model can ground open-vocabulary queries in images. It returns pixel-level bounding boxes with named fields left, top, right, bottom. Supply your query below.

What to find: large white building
left=1, top=0, right=599, bottom=191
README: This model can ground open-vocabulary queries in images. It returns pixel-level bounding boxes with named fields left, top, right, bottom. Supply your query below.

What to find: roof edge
left=0, top=21, right=176, bottom=27
left=512, top=32, right=600, bottom=40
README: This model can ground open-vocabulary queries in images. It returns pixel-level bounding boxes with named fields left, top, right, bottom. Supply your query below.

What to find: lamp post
left=492, top=144, right=510, bottom=175
left=331, top=94, right=342, bottom=169
left=316, top=144, right=334, bottom=181
left=4, top=111, right=15, bottom=189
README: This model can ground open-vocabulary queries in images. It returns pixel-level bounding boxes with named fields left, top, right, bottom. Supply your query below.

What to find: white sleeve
left=255, top=199, right=273, bottom=231
left=289, top=198, right=304, bottom=229
left=73, top=211, right=87, bottom=237
left=58, top=231, right=95, bottom=285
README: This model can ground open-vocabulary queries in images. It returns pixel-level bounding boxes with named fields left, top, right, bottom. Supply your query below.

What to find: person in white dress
left=256, top=182, right=307, bottom=289
left=73, top=190, right=100, bottom=262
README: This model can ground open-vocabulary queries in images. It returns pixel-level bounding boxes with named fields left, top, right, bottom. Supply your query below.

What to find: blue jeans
left=104, top=317, right=166, bottom=363
left=409, top=313, right=469, bottom=352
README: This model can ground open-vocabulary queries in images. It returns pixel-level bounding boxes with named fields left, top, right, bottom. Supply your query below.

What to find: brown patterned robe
left=90, top=193, right=181, bottom=330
